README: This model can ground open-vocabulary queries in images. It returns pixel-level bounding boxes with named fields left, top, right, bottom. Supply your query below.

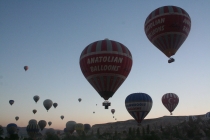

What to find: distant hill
left=1, top=114, right=206, bottom=137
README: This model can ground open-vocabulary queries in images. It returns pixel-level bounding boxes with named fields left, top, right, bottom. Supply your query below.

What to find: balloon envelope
left=78, top=98, right=82, bottom=102
left=75, top=123, right=84, bottom=135
left=43, top=99, right=53, bottom=111
left=24, top=66, right=29, bottom=71
left=15, top=116, right=19, bottom=121
left=111, top=109, right=115, bottom=114
left=26, top=123, right=39, bottom=138
left=9, top=100, right=14, bottom=105
left=66, top=121, right=76, bottom=134
left=144, top=6, right=191, bottom=58
left=61, top=115, right=64, bottom=120
left=162, top=93, right=179, bottom=115
left=33, top=95, right=40, bottom=103
left=84, top=124, right=91, bottom=133
left=29, top=119, right=37, bottom=125
left=38, top=120, right=47, bottom=131
left=7, top=123, right=17, bottom=135
left=53, top=103, right=58, bottom=108
left=80, top=39, right=133, bottom=100
left=33, top=109, right=37, bottom=114
left=48, top=121, right=52, bottom=126
left=125, top=93, right=153, bottom=125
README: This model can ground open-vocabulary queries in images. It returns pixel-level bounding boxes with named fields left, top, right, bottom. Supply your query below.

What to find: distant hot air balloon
left=32, top=109, right=37, bottom=114
left=61, top=115, right=64, bottom=120
left=26, top=123, right=39, bottom=139
left=38, top=120, right=47, bottom=131
left=43, top=99, right=53, bottom=112
left=48, top=121, right=52, bottom=126
left=7, top=123, right=18, bottom=135
left=15, top=116, right=19, bottom=121
left=93, top=112, right=95, bottom=114
left=9, top=100, right=14, bottom=106
left=205, top=112, right=210, bottom=120
left=33, top=95, right=40, bottom=103
left=24, top=66, right=29, bottom=71
left=53, top=103, right=58, bottom=108
left=80, top=39, right=133, bottom=109
left=125, top=93, right=153, bottom=125
left=29, top=119, right=37, bottom=125
left=78, top=98, right=82, bottom=102
left=162, top=93, right=179, bottom=115
left=84, top=124, right=91, bottom=134
left=96, top=104, right=97, bottom=106
left=75, top=123, right=84, bottom=135
left=111, top=109, right=115, bottom=114
left=144, top=6, right=191, bottom=63
left=66, top=121, right=76, bottom=134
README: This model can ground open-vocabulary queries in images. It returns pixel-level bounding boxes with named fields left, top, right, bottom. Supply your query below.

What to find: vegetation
left=1, top=118, right=210, bottom=140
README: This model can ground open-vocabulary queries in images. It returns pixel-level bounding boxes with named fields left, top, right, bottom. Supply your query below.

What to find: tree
left=136, top=127, right=140, bottom=136
left=142, top=127, right=145, bottom=136
left=97, top=128, right=100, bottom=136
left=128, top=127, right=132, bottom=135
left=146, top=124, right=150, bottom=134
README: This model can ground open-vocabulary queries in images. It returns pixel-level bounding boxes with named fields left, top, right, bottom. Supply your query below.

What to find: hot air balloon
left=9, top=100, right=14, bottom=106
left=24, top=66, right=29, bottom=71
left=205, top=112, right=210, bottom=120
left=48, top=121, right=52, bottom=126
left=96, top=104, right=97, bottom=106
left=78, top=98, right=82, bottom=102
left=84, top=124, right=91, bottom=134
left=61, top=115, right=64, bottom=120
left=53, top=103, right=58, bottom=108
left=162, top=93, right=179, bottom=115
left=29, top=119, right=37, bottom=125
left=38, top=120, right=47, bottom=131
left=64, top=128, right=68, bottom=133
left=66, top=121, right=76, bottom=134
left=125, top=93, right=153, bottom=125
left=43, top=99, right=53, bottom=112
left=80, top=39, right=133, bottom=109
left=32, top=109, right=37, bottom=114
left=15, top=116, right=19, bottom=121
left=75, top=123, right=84, bottom=135
left=7, top=123, right=18, bottom=135
left=26, top=123, right=39, bottom=139
left=144, top=6, right=191, bottom=63
left=93, top=112, right=95, bottom=114
left=111, top=109, right=115, bottom=114
left=33, top=95, right=40, bottom=103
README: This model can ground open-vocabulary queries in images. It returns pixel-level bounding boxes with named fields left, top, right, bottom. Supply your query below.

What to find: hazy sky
left=0, top=0, right=210, bottom=130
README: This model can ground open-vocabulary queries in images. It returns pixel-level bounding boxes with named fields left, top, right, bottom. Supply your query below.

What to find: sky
left=0, top=0, right=210, bottom=130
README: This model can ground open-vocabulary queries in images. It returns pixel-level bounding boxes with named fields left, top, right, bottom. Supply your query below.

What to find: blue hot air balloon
left=125, top=93, right=153, bottom=125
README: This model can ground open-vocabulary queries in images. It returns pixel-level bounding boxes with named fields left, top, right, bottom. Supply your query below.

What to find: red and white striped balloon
left=162, top=93, right=179, bottom=115
left=80, top=39, right=132, bottom=101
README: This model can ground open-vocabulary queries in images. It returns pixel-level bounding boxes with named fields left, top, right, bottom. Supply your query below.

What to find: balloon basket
left=102, top=100, right=111, bottom=109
